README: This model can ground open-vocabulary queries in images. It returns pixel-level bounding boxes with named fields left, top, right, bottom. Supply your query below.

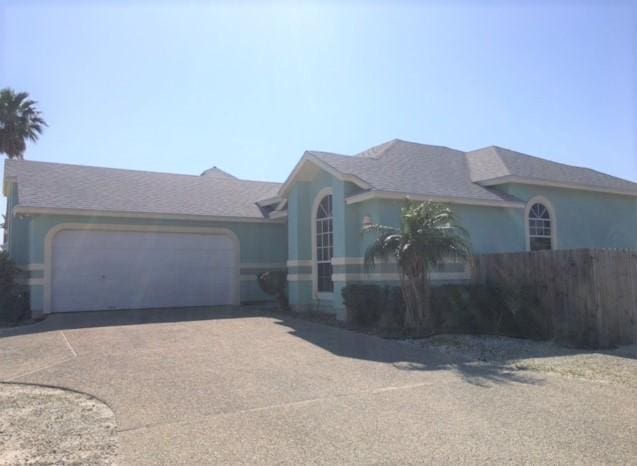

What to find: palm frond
left=363, top=229, right=402, bottom=270
left=0, top=88, right=47, bottom=158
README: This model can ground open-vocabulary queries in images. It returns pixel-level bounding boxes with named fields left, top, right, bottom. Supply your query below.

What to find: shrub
left=380, top=285, right=405, bottom=329
left=257, top=271, right=290, bottom=312
left=341, top=284, right=406, bottom=328
left=0, top=251, right=30, bottom=323
left=341, top=281, right=548, bottom=340
left=501, top=285, right=548, bottom=340
left=430, top=283, right=548, bottom=340
left=341, top=284, right=384, bottom=326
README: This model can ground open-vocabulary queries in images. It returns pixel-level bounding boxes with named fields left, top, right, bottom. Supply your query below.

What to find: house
left=4, top=139, right=637, bottom=319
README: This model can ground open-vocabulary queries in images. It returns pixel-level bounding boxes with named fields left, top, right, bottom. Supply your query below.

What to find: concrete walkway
left=1, top=308, right=636, bottom=464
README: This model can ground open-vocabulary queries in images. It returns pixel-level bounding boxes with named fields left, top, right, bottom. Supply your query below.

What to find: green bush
left=500, top=285, right=548, bottom=340
left=341, top=281, right=548, bottom=340
left=431, top=284, right=548, bottom=340
left=0, top=251, right=30, bottom=323
left=257, top=271, right=290, bottom=312
left=341, top=284, right=384, bottom=326
left=380, top=285, right=405, bottom=329
left=341, top=284, right=406, bottom=328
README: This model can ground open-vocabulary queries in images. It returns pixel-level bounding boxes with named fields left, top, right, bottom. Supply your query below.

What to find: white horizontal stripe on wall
left=16, top=278, right=44, bottom=286
left=287, top=273, right=313, bottom=281
left=240, top=263, right=286, bottom=269
left=240, top=275, right=260, bottom=282
left=332, top=271, right=470, bottom=282
left=19, top=264, right=45, bottom=272
left=286, top=260, right=313, bottom=267
left=331, top=257, right=397, bottom=266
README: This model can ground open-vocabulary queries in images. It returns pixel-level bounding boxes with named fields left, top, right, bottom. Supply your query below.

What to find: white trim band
left=332, top=271, right=471, bottom=282
left=286, top=259, right=313, bottom=267
left=287, top=273, right=313, bottom=281
left=477, top=175, right=637, bottom=198
left=19, top=263, right=45, bottom=272
left=345, top=190, right=526, bottom=208
left=331, top=257, right=397, bottom=266
left=16, top=278, right=44, bottom=286
left=240, top=262, right=287, bottom=269
left=13, top=206, right=285, bottom=224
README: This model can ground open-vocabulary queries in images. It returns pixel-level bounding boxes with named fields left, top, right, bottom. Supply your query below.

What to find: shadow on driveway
left=3, top=305, right=622, bottom=388
left=274, top=315, right=543, bottom=387
left=0, top=305, right=272, bottom=336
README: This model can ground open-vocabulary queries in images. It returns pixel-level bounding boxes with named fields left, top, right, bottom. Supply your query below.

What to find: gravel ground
left=0, top=383, right=118, bottom=465
left=406, top=334, right=637, bottom=388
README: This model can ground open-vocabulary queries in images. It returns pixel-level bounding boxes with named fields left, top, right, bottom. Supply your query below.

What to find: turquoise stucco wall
left=9, top=173, right=636, bottom=316
left=286, top=168, right=362, bottom=316
left=358, top=198, right=524, bottom=255
left=497, top=184, right=637, bottom=249
left=5, top=184, right=30, bottom=266
left=8, top=212, right=288, bottom=312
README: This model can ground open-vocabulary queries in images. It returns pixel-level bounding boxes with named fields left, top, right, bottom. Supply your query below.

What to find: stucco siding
left=6, top=184, right=31, bottom=267
left=358, top=198, right=525, bottom=255
left=286, top=168, right=343, bottom=310
left=498, top=184, right=637, bottom=250
left=11, top=213, right=287, bottom=312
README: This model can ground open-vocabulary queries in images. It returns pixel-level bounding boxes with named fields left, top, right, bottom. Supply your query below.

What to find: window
left=528, top=202, right=552, bottom=251
left=315, top=194, right=333, bottom=292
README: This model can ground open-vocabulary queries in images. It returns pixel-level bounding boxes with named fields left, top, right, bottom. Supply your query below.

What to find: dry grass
left=0, top=383, right=118, bottom=465
left=407, top=334, right=637, bottom=387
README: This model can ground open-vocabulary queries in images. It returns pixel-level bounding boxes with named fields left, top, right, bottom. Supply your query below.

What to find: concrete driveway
left=1, top=307, right=636, bottom=465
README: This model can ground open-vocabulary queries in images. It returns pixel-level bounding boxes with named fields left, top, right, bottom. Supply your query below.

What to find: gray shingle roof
left=466, top=146, right=637, bottom=192
left=309, top=141, right=522, bottom=204
left=308, top=140, right=637, bottom=202
left=200, top=166, right=238, bottom=179
left=7, top=140, right=636, bottom=220
left=5, top=160, right=281, bottom=219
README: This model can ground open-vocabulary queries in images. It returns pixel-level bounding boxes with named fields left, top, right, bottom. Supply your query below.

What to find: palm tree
left=364, top=200, right=471, bottom=332
left=0, top=88, right=47, bottom=159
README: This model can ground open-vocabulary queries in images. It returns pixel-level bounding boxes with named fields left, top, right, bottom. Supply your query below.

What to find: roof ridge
left=355, top=138, right=401, bottom=158
left=491, top=146, right=637, bottom=183
left=5, top=159, right=281, bottom=185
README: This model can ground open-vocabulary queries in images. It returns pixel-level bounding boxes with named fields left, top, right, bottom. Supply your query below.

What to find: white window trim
left=311, top=187, right=334, bottom=299
left=525, top=195, right=558, bottom=251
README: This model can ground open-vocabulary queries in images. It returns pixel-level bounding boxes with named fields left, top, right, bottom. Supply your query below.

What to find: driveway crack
left=117, top=380, right=437, bottom=434
left=60, top=331, right=78, bottom=357
left=5, top=332, right=78, bottom=382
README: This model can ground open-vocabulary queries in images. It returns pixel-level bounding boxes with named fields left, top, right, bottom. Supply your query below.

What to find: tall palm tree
left=364, top=200, right=471, bottom=332
left=0, top=88, right=47, bottom=159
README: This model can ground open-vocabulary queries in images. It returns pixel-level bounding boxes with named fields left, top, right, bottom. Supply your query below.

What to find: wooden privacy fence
left=471, top=249, right=637, bottom=348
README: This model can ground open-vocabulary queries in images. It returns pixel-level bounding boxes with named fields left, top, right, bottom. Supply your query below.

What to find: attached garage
left=47, top=226, right=239, bottom=313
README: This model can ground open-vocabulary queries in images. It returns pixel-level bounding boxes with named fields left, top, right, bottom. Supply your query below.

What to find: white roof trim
left=12, top=206, right=286, bottom=224
left=3, top=176, right=17, bottom=196
left=256, top=196, right=282, bottom=207
left=278, top=152, right=371, bottom=197
left=345, top=190, right=526, bottom=208
left=477, top=175, right=637, bottom=197
left=269, top=210, right=288, bottom=219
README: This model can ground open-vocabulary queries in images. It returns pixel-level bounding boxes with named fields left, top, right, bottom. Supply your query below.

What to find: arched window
left=528, top=202, right=552, bottom=251
left=315, top=194, right=333, bottom=292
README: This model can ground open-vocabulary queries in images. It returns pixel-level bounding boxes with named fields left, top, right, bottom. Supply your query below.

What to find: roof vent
left=200, top=166, right=238, bottom=179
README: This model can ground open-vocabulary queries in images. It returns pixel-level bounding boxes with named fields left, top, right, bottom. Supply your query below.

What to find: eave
left=345, top=190, right=526, bottom=208
left=476, top=175, right=637, bottom=198
left=12, top=206, right=286, bottom=224
left=278, top=152, right=371, bottom=197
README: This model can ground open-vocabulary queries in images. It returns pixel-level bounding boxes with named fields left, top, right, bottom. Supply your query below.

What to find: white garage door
left=51, top=229, right=238, bottom=312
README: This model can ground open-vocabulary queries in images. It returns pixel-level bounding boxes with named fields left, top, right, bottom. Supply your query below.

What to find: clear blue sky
left=1, top=1, right=635, bottom=187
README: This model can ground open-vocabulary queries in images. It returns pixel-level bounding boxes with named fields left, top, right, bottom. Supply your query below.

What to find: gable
left=278, top=152, right=371, bottom=198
